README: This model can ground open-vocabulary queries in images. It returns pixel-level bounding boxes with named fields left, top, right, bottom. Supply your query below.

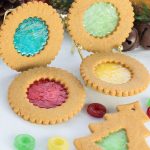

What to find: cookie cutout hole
left=95, top=63, right=131, bottom=84
left=83, top=2, right=119, bottom=37
left=96, top=129, right=128, bottom=150
left=27, top=79, right=68, bottom=109
left=14, top=17, right=49, bottom=56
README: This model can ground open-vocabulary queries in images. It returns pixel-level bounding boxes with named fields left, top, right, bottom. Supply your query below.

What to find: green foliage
left=135, top=4, right=150, bottom=22
left=49, top=0, right=74, bottom=13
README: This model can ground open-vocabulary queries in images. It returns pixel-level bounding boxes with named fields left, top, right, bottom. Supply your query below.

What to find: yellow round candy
left=48, top=137, right=69, bottom=150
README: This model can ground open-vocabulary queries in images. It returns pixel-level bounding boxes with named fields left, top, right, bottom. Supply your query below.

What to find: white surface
left=0, top=33, right=150, bottom=150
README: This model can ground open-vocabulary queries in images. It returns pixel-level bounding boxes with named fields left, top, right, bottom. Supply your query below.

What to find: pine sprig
left=135, top=4, right=150, bottom=22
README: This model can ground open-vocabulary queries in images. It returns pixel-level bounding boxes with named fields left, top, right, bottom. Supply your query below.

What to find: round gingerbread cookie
left=80, top=53, right=150, bottom=96
left=8, top=67, right=85, bottom=124
left=67, top=0, right=134, bottom=53
left=0, top=1, right=63, bottom=71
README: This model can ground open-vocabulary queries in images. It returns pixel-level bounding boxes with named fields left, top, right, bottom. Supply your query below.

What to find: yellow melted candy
left=95, top=63, right=131, bottom=84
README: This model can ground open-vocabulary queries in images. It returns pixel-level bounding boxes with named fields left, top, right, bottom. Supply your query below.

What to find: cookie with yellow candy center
left=68, top=0, right=150, bottom=96
left=80, top=53, right=150, bottom=96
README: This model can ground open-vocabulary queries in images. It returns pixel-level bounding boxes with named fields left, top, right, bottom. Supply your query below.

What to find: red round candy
left=147, top=107, right=150, bottom=118
left=87, top=103, right=107, bottom=118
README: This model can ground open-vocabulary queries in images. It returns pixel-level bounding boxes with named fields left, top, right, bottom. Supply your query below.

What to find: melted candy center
left=27, top=79, right=68, bottom=109
left=95, top=63, right=131, bottom=84
left=96, top=129, right=128, bottom=150
left=83, top=2, right=119, bottom=37
left=14, top=17, right=48, bottom=56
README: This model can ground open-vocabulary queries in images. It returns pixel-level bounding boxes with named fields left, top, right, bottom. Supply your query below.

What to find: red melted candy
left=27, top=79, right=68, bottom=109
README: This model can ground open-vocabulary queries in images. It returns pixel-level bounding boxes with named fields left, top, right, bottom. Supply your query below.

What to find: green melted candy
left=83, top=2, right=119, bottom=37
left=96, top=129, right=128, bottom=150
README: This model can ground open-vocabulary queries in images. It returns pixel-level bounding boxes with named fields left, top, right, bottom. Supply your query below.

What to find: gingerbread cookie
left=80, top=53, right=150, bottom=96
left=67, top=0, right=150, bottom=97
left=67, top=0, right=134, bottom=53
left=0, top=1, right=63, bottom=71
left=8, top=67, right=85, bottom=124
left=75, top=102, right=150, bottom=150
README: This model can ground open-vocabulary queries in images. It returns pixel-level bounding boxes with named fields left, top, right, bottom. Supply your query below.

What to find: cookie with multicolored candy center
left=68, top=0, right=150, bottom=97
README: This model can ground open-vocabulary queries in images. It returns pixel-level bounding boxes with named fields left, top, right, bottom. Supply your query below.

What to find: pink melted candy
left=27, top=79, right=68, bottom=109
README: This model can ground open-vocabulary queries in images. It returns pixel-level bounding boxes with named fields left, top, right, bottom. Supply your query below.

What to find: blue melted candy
left=14, top=17, right=48, bottom=56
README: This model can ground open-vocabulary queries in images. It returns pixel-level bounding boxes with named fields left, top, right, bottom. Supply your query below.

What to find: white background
left=1, top=33, right=150, bottom=150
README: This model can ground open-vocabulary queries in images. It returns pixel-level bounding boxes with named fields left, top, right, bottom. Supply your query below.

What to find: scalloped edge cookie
left=67, top=0, right=134, bottom=53
left=0, top=1, right=63, bottom=71
left=8, top=67, right=86, bottom=125
left=74, top=102, right=150, bottom=150
left=80, top=53, right=150, bottom=97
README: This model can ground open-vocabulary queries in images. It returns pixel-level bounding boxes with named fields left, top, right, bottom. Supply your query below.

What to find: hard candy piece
left=147, top=98, right=150, bottom=107
left=48, top=137, right=69, bottom=150
left=147, top=107, right=150, bottom=118
left=14, top=134, right=35, bottom=150
left=87, top=103, right=107, bottom=118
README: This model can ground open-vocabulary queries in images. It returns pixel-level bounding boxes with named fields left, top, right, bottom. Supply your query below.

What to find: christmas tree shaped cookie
left=75, top=102, right=150, bottom=150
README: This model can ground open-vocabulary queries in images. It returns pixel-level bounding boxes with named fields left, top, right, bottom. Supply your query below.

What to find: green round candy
left=83, top=2, right=119, bottom=37
left=14, top=134, right=35, bottom=150
left=147, top=98, right=150, bottom=107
